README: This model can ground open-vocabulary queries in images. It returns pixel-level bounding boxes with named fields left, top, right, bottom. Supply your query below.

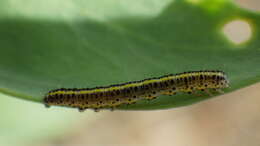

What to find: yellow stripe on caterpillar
left=44, top=70, right=229, bottom=112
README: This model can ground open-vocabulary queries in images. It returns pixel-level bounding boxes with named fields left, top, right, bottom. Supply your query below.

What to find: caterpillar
left=43, top=70, right=229, bottom=112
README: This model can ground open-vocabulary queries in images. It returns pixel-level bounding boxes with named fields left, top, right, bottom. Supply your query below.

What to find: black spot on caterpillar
left=44, top=70, right=229, bottom=112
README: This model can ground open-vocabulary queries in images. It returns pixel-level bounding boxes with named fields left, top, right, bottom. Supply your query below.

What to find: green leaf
left=0, top=0, right=259, bottom=110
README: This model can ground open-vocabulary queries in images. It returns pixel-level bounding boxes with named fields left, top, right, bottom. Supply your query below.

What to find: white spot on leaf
left=223, top=20, right=252, bottom=45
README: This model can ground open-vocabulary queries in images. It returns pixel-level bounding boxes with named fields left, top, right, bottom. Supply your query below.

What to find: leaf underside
left=0, top=0, right=259, bottom=110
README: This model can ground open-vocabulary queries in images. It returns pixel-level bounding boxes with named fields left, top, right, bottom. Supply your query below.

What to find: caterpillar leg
left=215, top=89, right=224, bottom=94
left=110, top=107, right=115, bottom=111
left=94, top=108, right=100, bottom=112
left=110, top=106, right=118, bottom=111
left=210, top=88, right=224, bottom=94
left=78, top=107, right=87, bottom=112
